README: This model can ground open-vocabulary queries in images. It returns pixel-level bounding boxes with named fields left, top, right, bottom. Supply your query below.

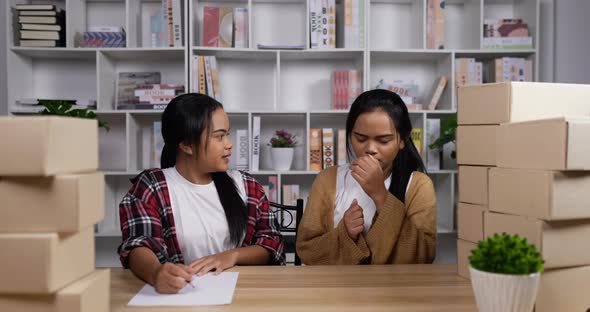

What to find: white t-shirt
left=163, top=167, right=247, bottom=264
left=333, top=164, right=413, bottom=235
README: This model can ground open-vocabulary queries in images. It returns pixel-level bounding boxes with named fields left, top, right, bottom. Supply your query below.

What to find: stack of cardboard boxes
left=456, top=82, right=590, bottom=311
left=0, top=117, right=110, bottom=311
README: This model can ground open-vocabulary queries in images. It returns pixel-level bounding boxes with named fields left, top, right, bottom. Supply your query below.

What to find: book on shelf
left=15, top=4, right=56, bottom=11
left=426, top=119, right=440, bottom=171
left=484, top=18, right=529, bottom=37
left=193, top=55, right=221, bottom=100
left=427, top=76, right=447, bottom=110
left=159, top=0, right=182, bottom=47
left=322, top=128, right=334, bottom=169
left=332, top=70, right=362, bottom=110
left=234, top=8, right=248, bottom=48
left=20, top=23, right=62, bottom=31
left=406, top=103, right=423, bottom=111
left=152, top=121, right=164, bottom=168
left=251, top=116, right=261, bottom=171
left=411, top=128, right=423, bottom=156
left=203, top=6, right=243, bottom=48
left=235, top=129, right=249, bottom=171
left=309, top=128, right=323, bottom=171
left=426, top=0, right=445, bottom=49
left=150, top=7, right=167, bottom=47
left=336, top=0, right=363, bottom=49
left=83, top=29, right=126, bottom=48
left=20, top=30, right=60, bottom=40
left=18, top=15, right=62, bottom=24
left=375, top=79, right=419, bottom=103
left=18, top=9, right=63, bottom=16
left=482, top=37, right=533, bottom=50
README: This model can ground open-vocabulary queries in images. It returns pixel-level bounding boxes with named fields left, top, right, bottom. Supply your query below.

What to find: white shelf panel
left=100, top=48, right=185, bottom=61
left=193, top=48, right=278, bottom=60
left=251, top=0, right=306, bottom=48
left=279, top=50, right=364, bottom=60
left=10, top=48, right=97, bottom=60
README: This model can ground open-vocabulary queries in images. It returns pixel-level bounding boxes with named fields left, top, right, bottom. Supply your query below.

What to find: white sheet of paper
left=127, top=272, right=239, bottom=306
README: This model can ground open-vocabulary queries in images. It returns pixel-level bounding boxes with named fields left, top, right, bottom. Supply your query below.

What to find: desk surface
left=111, top=265, right=477, bottom=312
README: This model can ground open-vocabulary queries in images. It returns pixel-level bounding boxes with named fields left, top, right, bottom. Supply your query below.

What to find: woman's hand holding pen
left=350, top=155, right=389, bottom=211
left=153, top=262, right=195, bottom=294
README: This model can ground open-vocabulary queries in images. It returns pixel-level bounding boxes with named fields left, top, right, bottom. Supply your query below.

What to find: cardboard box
left=0, top=117, right=98, bottom=176
left=490, top=167, right=590, bottom=220
left=0, top=227, right=95, bottom=294
left=497, top=117, right=590, bottom=170
left=0, top=172, right=104, bottom=233
left=457, top=239, right=477, bottom=279
left=0, top=270, right=110, bottom=312
left=535, top=265, right=590, bottom=312
left=484, top=211, right=590, bottom=269
left=457, top=82, right=590, bottom=125
left=458, top=166, right=491, bottom=205
left=457, top=203, right=486, bottom=243
left=457, top=125, right=497, bottom=166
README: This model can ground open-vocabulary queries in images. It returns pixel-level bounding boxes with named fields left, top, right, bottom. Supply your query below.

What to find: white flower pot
left=271, top=147, right=294, bottom=171
left=469, top=266, right=540, bottom=312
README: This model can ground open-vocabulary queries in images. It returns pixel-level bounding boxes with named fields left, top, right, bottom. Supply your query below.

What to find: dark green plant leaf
left=38, top=100, right=110, bottom=132
left=469, top=233, right=544, bottom=275
left=428, top=114, right=457, bottom=156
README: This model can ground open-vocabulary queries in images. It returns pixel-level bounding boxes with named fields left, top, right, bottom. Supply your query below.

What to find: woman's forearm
left=128, top=247, right=162, bottom=285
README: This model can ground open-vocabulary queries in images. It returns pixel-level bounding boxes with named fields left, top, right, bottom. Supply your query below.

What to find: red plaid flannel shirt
left=117, top=169, right=285, bottom=267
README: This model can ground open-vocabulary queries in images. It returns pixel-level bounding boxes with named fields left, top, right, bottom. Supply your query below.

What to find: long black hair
left=346, top=89, right=426, bottom=203
left=160, top=93, right=247, bottom=246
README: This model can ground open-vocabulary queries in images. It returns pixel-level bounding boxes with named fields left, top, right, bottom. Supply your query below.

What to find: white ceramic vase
left=469, top=266, right=541, bottom=312
left=271, top=147, right=294, bottom=171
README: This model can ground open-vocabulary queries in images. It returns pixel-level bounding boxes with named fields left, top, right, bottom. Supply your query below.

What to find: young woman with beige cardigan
left=297, top=89, right=437, bottom=265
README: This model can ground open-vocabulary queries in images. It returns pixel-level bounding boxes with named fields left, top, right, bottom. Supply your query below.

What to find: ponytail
left=160, top=144, right=176, bottom=169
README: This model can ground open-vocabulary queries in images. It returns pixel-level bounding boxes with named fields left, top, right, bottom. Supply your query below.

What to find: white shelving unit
left=5, top=0, right=539, bottom=266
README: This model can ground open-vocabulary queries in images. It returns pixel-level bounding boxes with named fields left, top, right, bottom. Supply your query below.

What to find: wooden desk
left=111, top=265, right=477, bottom=312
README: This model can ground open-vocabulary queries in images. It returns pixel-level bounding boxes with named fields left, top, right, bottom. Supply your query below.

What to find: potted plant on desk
left=469, top=233, right=544, bottom=312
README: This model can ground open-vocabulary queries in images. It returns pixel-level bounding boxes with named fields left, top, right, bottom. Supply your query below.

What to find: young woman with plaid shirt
left=117, top=93, right=284, bottom=294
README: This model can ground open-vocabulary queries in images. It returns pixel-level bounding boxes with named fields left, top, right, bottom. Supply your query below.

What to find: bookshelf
left=4, top=0, right=540, bottom=267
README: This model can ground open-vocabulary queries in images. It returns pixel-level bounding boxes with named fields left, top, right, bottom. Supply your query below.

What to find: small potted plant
left=428, top=114, right=456, bottom=168
left=469, top=233, right=544, bottom=312
left=268, top=129, right=297, bottom=171
left=38, top=99, right=110, bottom=131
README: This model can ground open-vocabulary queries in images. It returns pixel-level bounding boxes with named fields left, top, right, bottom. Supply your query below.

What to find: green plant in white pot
left=469, top=233, right=544, bottom=312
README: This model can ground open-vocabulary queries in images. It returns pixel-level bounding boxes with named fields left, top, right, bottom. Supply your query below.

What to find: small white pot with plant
left=469, top=233, right=544, bottom=312
left=269, top=129, right=297, bottom=171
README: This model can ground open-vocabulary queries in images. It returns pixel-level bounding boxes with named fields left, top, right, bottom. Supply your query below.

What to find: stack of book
left=15, top=4, right=65, bottom=47
left=202, top=7, right=248, bottom=48
left=0, top=117, right=109, bottom=311
left=482, top=18, right=533, bottom=50
left=193, top=55, right=221, bottom=100
left=456, top=81, right=590, bottom=311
